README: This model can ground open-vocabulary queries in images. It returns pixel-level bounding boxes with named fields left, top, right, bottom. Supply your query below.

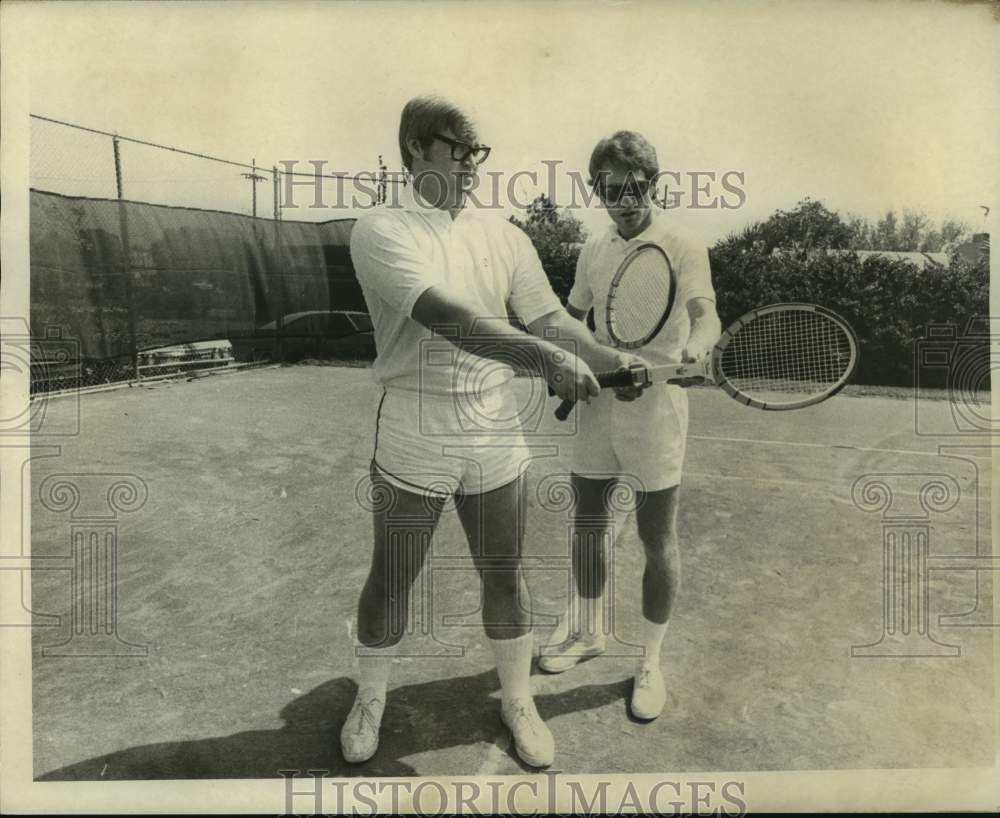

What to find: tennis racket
left=604, top=242, right=676, bottom=349
left=555, top=303, right=859, bottom=420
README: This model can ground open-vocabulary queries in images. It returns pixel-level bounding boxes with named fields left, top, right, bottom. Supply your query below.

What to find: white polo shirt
left=567, top=209, right=716, bottom=366
left=350, top=187, right=562, bottom=396
left=566, top=210, right=716, bottom=489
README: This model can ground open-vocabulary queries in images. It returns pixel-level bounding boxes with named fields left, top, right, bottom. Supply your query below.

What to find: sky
left=13, top=0, right=1000, bottom=246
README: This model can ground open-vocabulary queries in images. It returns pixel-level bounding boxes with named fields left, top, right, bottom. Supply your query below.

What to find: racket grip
left=554, top=398, right=576, bottom=421
left=553, top=366, right=642, bottom=421
left=595, top=368, right=642, bottom=388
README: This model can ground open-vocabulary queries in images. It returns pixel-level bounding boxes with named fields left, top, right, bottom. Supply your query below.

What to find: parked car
left=229, top=310, right=375, bottom=363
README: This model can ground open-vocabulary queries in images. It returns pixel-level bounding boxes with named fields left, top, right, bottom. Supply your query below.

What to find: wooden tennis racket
left=555, top=303, right=859, bottom=419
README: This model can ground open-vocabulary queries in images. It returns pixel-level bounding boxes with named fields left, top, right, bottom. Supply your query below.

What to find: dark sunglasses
left=432, top=133, right=491, bottom=165
left=597, top=178, right=653, bottom=204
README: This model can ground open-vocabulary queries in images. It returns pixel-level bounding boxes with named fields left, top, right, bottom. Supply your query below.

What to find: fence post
left=113, top=136, right=140, bottom=381
left=272, top=166, right=285, bottom=362
left=272, top=166, right=280, bottom=221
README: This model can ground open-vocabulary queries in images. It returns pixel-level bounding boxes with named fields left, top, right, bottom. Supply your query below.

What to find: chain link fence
left=29, top=115, right=405, bottom=393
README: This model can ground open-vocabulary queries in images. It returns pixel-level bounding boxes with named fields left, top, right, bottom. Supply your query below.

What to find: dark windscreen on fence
left=30, top=190, right=363, bottom=371
left=28, top=188, right=990, bottom=394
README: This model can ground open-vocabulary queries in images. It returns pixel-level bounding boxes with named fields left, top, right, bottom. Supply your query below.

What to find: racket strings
left=720, top=311, right=853, bottom=401
left=608, top=250, right=673, bottom=346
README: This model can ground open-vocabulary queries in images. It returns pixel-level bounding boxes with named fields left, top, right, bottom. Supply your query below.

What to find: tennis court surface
left=29, top=365, right=993, bottom=778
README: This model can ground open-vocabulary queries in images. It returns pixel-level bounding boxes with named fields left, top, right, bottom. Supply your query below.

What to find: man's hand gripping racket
left=555, top=302, right=860, bottom=419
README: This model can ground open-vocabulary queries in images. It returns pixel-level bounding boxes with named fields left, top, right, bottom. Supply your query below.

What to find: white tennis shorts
left=372, top=386, right=532, bottom=497
left=571, top=383, right=689, bottom=492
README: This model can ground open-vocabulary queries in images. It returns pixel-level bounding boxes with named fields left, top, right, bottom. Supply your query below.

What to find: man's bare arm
left=526, top=308, right=632, bottom=375
left=528, top=308, right=652, bottom=402
left=682, top=297, right=722, bottom=362
left=411, top=287, right=599, bottom=403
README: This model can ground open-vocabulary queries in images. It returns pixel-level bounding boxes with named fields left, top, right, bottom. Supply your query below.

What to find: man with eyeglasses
left=341, top=97, right=647, bottom=769
left=538, top=131, right=721, bottom=724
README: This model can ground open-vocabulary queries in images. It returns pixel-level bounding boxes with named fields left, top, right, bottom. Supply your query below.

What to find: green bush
left=708, top=246, right=989, bottom=386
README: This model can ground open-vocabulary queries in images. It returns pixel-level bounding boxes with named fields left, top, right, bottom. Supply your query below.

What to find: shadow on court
left=25, top=366, right=994, bottom=779
left=37, top=670, right=630, bottom=780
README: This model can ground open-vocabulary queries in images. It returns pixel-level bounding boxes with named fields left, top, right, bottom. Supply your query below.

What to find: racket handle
left=594, top=368, right=644, bottom=388
left=554, top=398, right=576, bottom=421
left=553, top=366, right=644, bottom=421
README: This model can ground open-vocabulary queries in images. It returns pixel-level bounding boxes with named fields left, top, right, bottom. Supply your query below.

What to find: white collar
left=400, top=182, right=463, bottom=222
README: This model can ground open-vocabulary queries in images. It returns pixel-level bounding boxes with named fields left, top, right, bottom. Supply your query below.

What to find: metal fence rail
left=29, top=114, right=399, bottom=392
left=30, top=113, right=407, bottom=220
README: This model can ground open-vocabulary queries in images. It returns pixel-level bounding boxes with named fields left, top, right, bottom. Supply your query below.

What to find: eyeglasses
left=596, top=178, right=653, bottom=204
left=432, top=133, right=491, bottom=165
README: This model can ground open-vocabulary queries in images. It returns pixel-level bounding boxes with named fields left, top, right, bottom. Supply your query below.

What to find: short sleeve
left=674, top=238, right=715, bottom=306
left=505, top=225, right=563, bottom=326
left=349, top=213, right=442, bottom=318
left=567, top=241, right=595, bottom=313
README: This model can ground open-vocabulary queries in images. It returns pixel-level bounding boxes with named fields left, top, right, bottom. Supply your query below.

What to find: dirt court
left=27, top=365, right=994, bottom=779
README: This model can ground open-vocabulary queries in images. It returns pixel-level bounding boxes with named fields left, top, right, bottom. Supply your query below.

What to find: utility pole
left=242, top=158, right=266, bottom=218
left=377, top=154, right=388, bottom=205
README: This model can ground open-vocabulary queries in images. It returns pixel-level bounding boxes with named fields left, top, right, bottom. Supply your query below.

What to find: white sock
left=490, top=631, right=535, bottom=705
left=356, top=646, right=392, bottom=700
left=638, top=618, right=669, bottom=669
left=548, top=587, right=575, bottom=646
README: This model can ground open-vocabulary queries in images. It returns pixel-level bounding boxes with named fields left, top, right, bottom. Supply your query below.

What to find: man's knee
left=638, top=526, right=678, bottom=560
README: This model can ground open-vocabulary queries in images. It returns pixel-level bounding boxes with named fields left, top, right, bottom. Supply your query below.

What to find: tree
left=847, top=209, right=970, bottom=252
left=708, top=198, right=989, bottom=386
left=710, top=199, right=855, bottom=267
left=508, top=194, right=587, bottom=302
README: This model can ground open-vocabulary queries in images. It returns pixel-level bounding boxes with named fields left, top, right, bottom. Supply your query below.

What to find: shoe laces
left=636, top=665, right=655, bottom=690
left=559, top=632, right=584, bottom=652
left=554, top=631, right=598, bottom=655
left=350, top=696, right=383, bottom=736
left=505, top=700, right=540, bottom=733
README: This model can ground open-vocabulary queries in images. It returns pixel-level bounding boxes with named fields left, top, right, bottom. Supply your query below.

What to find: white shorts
left=372, top=386, right=533, bottom=497
left=571, top=383, right=689, bottom=492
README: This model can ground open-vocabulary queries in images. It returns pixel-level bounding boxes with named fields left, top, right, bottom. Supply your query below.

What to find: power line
left=31, top=113, right=407, bottom=184
left=32, top=113, right=258, bottom=170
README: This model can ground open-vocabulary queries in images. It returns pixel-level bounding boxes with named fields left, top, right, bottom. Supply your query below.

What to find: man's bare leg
left=539, top=473, right=616, bottom=673
left=456, top=474, right=554, bottom=767
left=341, top=468, right=445, bottom=763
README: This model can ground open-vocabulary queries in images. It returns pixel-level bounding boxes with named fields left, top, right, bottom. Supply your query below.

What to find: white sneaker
left=500, top=698, right=555, bottom=768
left=538, top=632, right=606, bottom=674
left=340, top=691, right=385, bottom=763
left=630, top=663, right=666, bottom=720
